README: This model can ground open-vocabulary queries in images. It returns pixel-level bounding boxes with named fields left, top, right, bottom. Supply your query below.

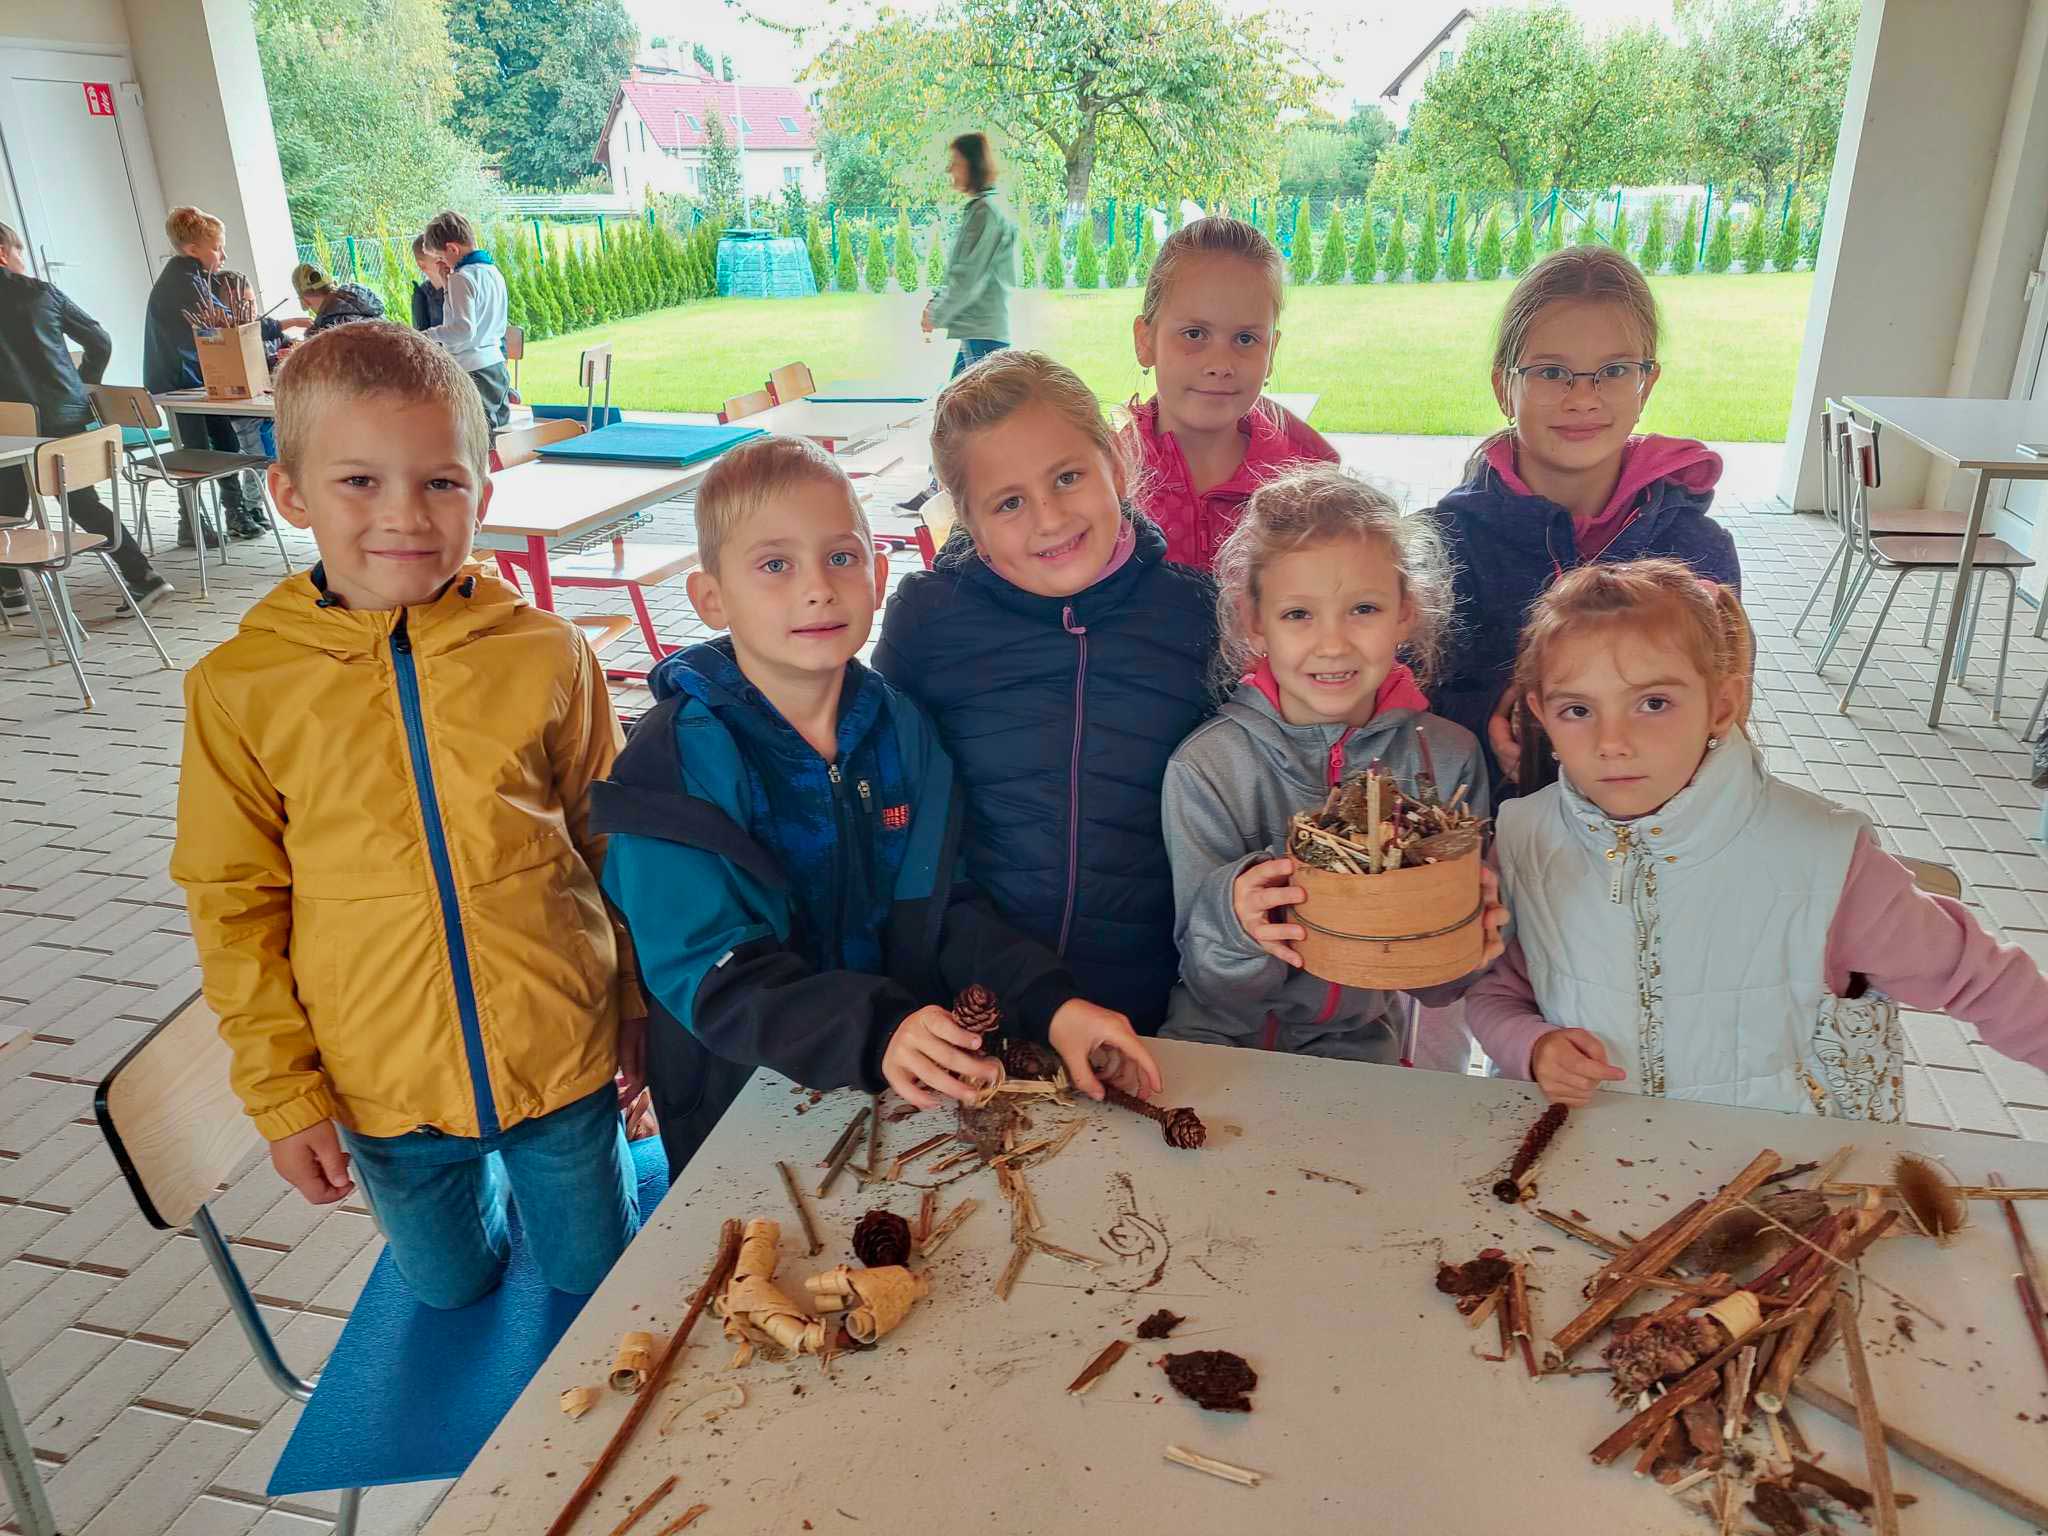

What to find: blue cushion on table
left=121, top=426, right=172, bottom=449
left=528, top=404, right=625, bottom=429
left=266, top=1134, right=669, bottom=1495
left=535, top=422, right=764, bottom=468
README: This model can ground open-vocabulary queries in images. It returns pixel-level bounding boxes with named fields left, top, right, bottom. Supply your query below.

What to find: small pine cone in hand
left=1002, top=1038, right=1062, bottom=1081
left=952, top=984, right=1003, bottom=1038
left=1162, top=1108, right=1207, bottom=1150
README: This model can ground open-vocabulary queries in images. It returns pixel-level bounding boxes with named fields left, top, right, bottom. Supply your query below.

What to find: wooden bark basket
left=1292, top=841, right=1484, bottom=989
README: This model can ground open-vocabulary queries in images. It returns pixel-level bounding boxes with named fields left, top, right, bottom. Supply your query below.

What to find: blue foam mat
left=267, top=1135, right=669, bottom=1495
left=804, top=394, right=925, bottom=404
left=536, top=422, right=763, bottom=467
left=528, top=404, right=624, bottom=429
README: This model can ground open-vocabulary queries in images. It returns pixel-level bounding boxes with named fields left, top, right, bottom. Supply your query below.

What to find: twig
left=2013, top=1274, right=2048, bottom=1390
left=1027, top=1233, right=1104, bottom=1270
left=1163, top=1444, right=1263, bottom=1487
left=1299, top=1168, right=1367, bottom=1193
left=775, top=1162, right=823, bottom=1257
left=887, top=1131, right=956, bottom=1181
left=818, top=1104, right=868, bottom=1168
left=1066, top=1338, right=1129, bottom=1394
left=1735, top=1198, right=1943, bottom=1329
left=1824, top=1180, right=2048, bottom=1201
left=1757, top=1160, right=1821, bottom=1188
left=1755, top=1209, right=1897, bottom=1414
left=817, top=1105, right=872, bottom=1197
left=1990, top=1172, right=2048, bottom=1386
left=1831, top=1291, right=1900, bottom=1536
left=915, top=1189, right=936, bottom=1244
left=1634, top=1418, right=1674, bottom=1477
left=1722, top=1344, right=1756, bottom=1444
left=1793, top=1377, right=2045, bottom=1526
left=1463, top=1286, right=1502, bottom=1331
left=996, top=1239, right=1032, bottom=1300
left=1533, top=1206, right=1626, bottom=1255
left=989, top=1136, right=1055, bottom=1167
left=1508, top=1261, right=1538, bottom=1377
left=928, top=1144, right=985, bottom=1174
left=603, top=1476, right=677, bottom=1536
left=1788, top=1458, right=1917, bottom=1513
left=545, top=1219, right=742, bottom=1536
left=649, top=1507, right=709, bottom=1536
left=1589, top=1198, right=1710, bottom=1297
left=918, top=1196, right=979, bottom=1258
left=1589, top=1309, right=1800, bottom=1465
left=866, top=1092, right=881, bottom=1173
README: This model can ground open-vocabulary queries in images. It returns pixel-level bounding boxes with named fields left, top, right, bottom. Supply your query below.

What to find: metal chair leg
left=181, top=487, right=212, bottom=599
left=1793, top=536, right=1849, bottom=637
left=95, top=551, right=172, bottom=670
left=35, top=570, right=94, bottom=710
left=262, top=482, right=293, bottom=575
left=2026, top=671, right=2048, bottom=741
left=1840, top=568, right=1909, bottom=714
left=192, top=1207, right=315, bottom=1402
left=1923, top=570, right=1945, bottom=647
left=334, top=1485, right=364, bottom=1536
left=18, top=568, right=58, bottom=666
left=1817, top=554, right=1878, bottom=672
left=1994, top=568, right=2017, bottom=721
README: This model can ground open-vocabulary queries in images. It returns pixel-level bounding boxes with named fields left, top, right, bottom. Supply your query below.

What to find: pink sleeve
left=1464, top=934, right=1553, bottom=1079
left=1827, top=828, right=2048, bottom=1072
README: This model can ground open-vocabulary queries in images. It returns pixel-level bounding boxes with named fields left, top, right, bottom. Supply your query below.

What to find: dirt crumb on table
left=1160, top=1350, right=1258, bottom=1412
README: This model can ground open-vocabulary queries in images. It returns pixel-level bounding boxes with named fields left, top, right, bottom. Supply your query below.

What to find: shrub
left=1575, top=202, right=1602, bottom=245
left=1042, top=212, right=1065, bottom=289
left=1288, top=200, right=1314, bottom=283
left=1382, top=208, right=1408, bottom=280
left=1104, top=212, right=1129, bottom=288
left=1739, top=207, right=1768, bottom=273
left=1639, top=199, right=1668, bottom=273
left=928, top=226, right=946, bottom=286
left=1675, top=201, right=1700, bottom=275
left=1508, top=196, right=1535, bottom=274
left=1414, top=190, right=1441, bottom=282
left=1444, top=203, right=1469, bottom=282
left=1543, top=198, right=1566, bottom=254
left=1074, top=219, right=1100, bottom=288
left=863, top=221, right=888, bottom=291
left=1775, top=198, right=1804, bottom=271
left=894, top=208, right=918, bottom=291
left=834, top=218, right=857, bottom=290
left=1352, top=202, right=1378, bottom=282
left=805, top=212, right=829, bottom=291
left=1135, top=206, right=1157, bottom=279
left=1318, top=203, right=1348, bottom=283
left=1706, top=207, right=1734, bottom=273
left=1609, top=203, right=1630, bottom=260
left=1475, top=205, right=1503, bottom=280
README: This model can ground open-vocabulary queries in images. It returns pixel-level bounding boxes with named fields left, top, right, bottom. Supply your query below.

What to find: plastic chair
left=765, top=361, right=816, bottom=404
left=489, top=416, right=582, bottom=472
left=1820, top=419, right=2032, bottom=719
left=1, top=428, right=173, bottom=709
left=577, top=343, right=613, bottom=431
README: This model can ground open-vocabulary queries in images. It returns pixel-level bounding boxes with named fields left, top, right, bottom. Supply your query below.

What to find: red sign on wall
left=83, top=83, right=116, bottom=117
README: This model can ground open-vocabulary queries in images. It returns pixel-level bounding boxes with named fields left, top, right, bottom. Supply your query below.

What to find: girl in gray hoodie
left=1161, top=464, right=1502, bottom=1062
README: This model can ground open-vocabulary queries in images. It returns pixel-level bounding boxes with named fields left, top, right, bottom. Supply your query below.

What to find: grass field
left=522, top=271, right=1813, bottom=442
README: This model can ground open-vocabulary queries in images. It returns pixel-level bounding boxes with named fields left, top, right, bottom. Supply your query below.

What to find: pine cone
left=1163, top=1108, right=1207, bottom=1150
left=1001, top=1038, right=1061, bottom=1081
left=851, top=1209, right=912, bottom=1268
left=952, top=984, right=1002, bottom=1037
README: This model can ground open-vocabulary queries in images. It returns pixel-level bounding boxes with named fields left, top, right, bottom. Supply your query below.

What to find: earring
left=1706, top=735, right=1721, bottom=750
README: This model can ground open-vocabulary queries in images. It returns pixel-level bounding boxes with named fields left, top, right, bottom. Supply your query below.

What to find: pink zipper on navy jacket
left=1056, top=604, right=1089, bottom=955
left=1262, top=723, right=1354, bottom=1049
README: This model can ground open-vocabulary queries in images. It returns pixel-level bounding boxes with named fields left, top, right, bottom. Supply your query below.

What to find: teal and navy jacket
left=595, top=640, right=1082, bottom=1094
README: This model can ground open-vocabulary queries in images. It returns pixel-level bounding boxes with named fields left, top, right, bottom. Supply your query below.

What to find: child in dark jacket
left=1424, top=247, right=1739, bottom=791
left=874, top=351, right=1219, bottom=1034
left=599, top=436, right=1160, bottom=1179
left=1121, top=217, right=1337, bottom=570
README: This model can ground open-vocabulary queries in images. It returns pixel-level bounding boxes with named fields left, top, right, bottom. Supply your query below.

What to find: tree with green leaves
left=1706, top=207, right=1734, bottom=272
left=1575, top=202, right=1602, bottom=246
left=809, top=0, right=1322, bottom=216
left=1609, top=201, right=1631, bottom=258
left=1075, top=220, right=1100, bottom=288
left=700, top=108, right=743, bottom=224
left=1775, top=197, right=1804, bottom=271
left=1414, top=190, right=1441, bottom=282
left=928, top=228, right=947, bottom=287
left=864, top=221, right=888, bottom=291
left=1260, top=199, right=1281, bottom=254
left=447, top=0, right=638, bottom=191
left=1105, top=213, right=1129, bottom=288
left=894, top=209, right=918, bottom=290
left=1288, top=201, right=1315, bottom=284
left=1382, top=207, right=1408, bottom=281
left=1135, top=207, right=1158, bottom=278
left=1674, top=201, right=1700, bottom=274
left=1739, top=207, right=1769, bottom=272
left=1508, top=196, right=1536, bottom=274
left=1318, top=203, right=1348, bottom=283
left=1043, top=213, right=1066, bottom=289
left=1351, top=202, right=1378, bottom=282
left=1476, top=205, right=1504, bottom=280
left=805, top=212, right=830, bottom=290
left=834, top=217, right=858, bottom=290
left=1447, top=203, right=1472, bottom=281
left=1020, top=210, right=1039, bottom=286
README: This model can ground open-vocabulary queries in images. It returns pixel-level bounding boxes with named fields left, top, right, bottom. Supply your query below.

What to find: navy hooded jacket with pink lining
left=1422, top=433, right=1740, bottom=786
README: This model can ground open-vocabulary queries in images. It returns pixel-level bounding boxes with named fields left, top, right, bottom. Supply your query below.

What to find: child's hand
left=1049, top=1000, right=1163, bottom=1102
left=1530, top=1028, right=1627, bottom=1107
left=270, top=1119, right=354, bottom=1206
left=883, top=1006, right=999, bottom=1110
left=1477, top=865, right=1508, bottom=970
left=1232, top=856, right=1306, bottom=965
left=616, top=1014, right=647, bottom=1103
left=1489, top=687, right=1522, bottom=781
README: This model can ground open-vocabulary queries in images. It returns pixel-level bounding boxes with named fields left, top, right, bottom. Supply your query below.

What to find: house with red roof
left=594, top=58, right=821, bottom=205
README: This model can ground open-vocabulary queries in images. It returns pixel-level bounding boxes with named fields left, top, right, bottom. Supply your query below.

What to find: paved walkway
left=3, top=432, right=2046, bottom=1535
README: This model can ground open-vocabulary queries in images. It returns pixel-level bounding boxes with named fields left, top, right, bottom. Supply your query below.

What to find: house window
left=686, top=113, right=700, bottom=130
left=1439, top=48, right=1454, bottom=70
left=638, top=121, right=647, bottom=151
left=733, top=116, right=750, bottom=132
left=783, top=165, right=801, bottom=186
left=779, top=115, right=799, bottom=133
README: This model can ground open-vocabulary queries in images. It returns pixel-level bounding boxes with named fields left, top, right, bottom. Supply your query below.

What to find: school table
left=421, top=1041, right=2048, bottom=1535
left=152, top=388, right=275, bottom=422
left=1840, top=395, right=2048, bottom=728
left=740, top=396, right=930, bottom=451
left=805, top=377, right=938, bottom=404
left=476, top=458, right=709, bottom=612
left=0, top=436, right=47, bottom=471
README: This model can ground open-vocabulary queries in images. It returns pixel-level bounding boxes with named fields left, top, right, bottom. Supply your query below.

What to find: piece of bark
left=775, top=1161, right=824, bottom=1257
left=918, top=1196, right=979, bottom=1258
left=1163, top=1444, right=1262, bottom=1487
left=1066, top=1339, right=1130, bottom=1394
left=649, top=1506, right=709, bottom=1536
left=602, top=1475, right=676, bottom=1536
left=1680, top=1397, right=1725, bottom=1463
left=1136, top=1309, right=1184, bottom=1339
left=1161, top=1350, right=1258, bottom=1412
left=995, top=1239, right=1032, bottom=1301
left=608, top=1331, right=655, bottom=1394
left=560, top=1386, right=599, bottom=1420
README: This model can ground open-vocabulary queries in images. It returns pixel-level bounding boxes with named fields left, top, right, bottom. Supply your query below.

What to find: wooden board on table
left=422, top=1042, right=2048, bottom=1535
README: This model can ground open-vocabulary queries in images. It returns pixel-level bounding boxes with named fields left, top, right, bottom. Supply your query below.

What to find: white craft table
left=477, top=458, right=709, bottom=611
left=0, top=435, right=47, bottom=471
left=743, top=397, right=929, bottom=451
left=423, top=1045, right=2048, bottom=1534
left=153, top=387, right=274, bottom=421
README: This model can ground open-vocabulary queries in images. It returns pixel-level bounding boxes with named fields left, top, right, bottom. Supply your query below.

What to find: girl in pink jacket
left=1121, top=216, right=1338, bottom=570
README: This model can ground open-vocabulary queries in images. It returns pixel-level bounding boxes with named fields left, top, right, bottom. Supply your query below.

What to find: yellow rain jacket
left=171, top=565, right=637, bottom=1142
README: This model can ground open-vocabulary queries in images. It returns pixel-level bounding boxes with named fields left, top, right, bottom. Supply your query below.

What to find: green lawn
left=521, top=272, right=1813, bottom=442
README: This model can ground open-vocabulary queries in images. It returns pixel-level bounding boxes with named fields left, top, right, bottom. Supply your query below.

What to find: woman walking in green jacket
left=921, top=132, right=1016, bottom=376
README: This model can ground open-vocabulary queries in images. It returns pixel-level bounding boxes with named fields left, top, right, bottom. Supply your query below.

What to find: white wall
left=606, top=105, right=820, bottom=206
left=1780, top=0, right=2034, bottom=511
left=0, top=0, right=128, bottom=49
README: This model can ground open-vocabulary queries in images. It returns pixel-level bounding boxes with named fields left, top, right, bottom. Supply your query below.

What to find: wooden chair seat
left=135, top=447, right=269, bottom=482
left=1871, top=533, right=2032, bottom=568
left=0, top=526, right=108, bottom=565
left=1898, top=856, right=1962, bottom=900
left=1870, top=506, right=1969, bottom=537
left=551, top=541, right=698, bottom=586
left=573, top=614, right=635, bottom=654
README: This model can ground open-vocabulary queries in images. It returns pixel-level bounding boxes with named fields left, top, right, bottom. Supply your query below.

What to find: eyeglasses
left=1507, top=361, right=1656, bottom=404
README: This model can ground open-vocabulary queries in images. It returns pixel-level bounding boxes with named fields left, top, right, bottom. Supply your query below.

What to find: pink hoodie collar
left=1243, top=657, right=1430, bottom=719
left=1486, top=433, right=1721, bottom=522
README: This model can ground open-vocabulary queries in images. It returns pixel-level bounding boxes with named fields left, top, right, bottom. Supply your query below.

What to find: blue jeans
left=341, top=1084, right=639, bottom=1309
left=951, top=338, right=1007, bottom=377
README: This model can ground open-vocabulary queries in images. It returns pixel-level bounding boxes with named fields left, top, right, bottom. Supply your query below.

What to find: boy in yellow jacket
left=171, top=322, right=643, bottom=1308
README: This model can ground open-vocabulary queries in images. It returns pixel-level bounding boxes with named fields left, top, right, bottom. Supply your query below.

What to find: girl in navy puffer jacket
left=875, top=351, right=1217, bottom=1032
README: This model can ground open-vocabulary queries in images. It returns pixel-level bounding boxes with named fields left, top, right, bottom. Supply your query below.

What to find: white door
left=2002, top=232, right=2048, bottom=594
left=0, top=49, right=170, bottom=385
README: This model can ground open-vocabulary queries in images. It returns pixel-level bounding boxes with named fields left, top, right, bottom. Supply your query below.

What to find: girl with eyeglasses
left=1422, top=246, right=1739, bottom=796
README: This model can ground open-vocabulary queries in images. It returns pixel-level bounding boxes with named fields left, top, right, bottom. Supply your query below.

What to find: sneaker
left=117, top=574, right=174, bottom=614
left=175, top=521, right=225, bottom=551
left=897, top=486, right=935, bottom=514
left=227, top=515, right=269, bottom=542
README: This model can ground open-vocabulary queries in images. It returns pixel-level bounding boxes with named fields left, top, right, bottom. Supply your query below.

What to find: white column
left=1778, top=0, right=2032, bottom=511
left=120, top=0, right=297, bottom=309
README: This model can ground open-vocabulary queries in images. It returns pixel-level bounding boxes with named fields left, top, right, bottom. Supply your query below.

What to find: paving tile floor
left=4, top=427, right=2047, bottom=1535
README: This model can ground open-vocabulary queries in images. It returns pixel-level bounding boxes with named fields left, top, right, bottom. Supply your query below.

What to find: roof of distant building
left=1381, top=8, right=1475, bottom=99
left=596, top=69, right=816, bottom=166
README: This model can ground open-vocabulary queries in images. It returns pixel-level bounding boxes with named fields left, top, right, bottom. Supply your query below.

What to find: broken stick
left=1833, top=1290, right=1900, bottom=1536
left=1067, top=1339, right=1130, bottom=1394
left=995, top=1239, right=1032, bottom=1300
left=1790, top=1378, right=2044, bottom=1528
left=602, top=1475, right=676, bottom=1536
left=1163, top=1444, right=1263, bottom=1487
left=919, top=1196, right=979, bottom=1258
left=887, top=1131, right=956, bottom=1181
left=649, top=1506, right=709, bottom=1536
left=817, top=1106, right=871, bottom=1197
left=775, top=1161, right=824, bottom=1258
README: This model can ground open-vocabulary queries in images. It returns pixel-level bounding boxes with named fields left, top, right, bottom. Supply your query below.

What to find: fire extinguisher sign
left=83, top=84, right=115, bottom=117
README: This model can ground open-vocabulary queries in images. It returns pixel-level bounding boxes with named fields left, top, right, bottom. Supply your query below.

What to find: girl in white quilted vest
left=1467, top=558, right=2048, bottom=1118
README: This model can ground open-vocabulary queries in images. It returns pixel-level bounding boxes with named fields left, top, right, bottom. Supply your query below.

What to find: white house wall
left=606, top=101, right=821, bottom=205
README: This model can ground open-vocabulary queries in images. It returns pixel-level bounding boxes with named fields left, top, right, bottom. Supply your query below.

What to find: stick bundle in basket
left=1288, top=764, right=1479, bottom=876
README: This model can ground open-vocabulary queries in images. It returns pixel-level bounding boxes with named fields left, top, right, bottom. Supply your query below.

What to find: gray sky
left=624, top=0, right=1681, bottom=115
